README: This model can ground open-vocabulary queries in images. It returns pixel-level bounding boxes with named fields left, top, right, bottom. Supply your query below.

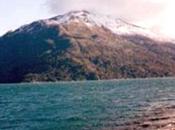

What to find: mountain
left=0, top=10, right=175, bottom=83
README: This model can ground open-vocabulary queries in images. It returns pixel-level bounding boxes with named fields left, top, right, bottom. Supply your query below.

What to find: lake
left=0, top=78, right=175, bottom=130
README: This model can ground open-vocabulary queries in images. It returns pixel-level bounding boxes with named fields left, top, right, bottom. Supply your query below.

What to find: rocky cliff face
left=0, top=10, right=175, bottom=83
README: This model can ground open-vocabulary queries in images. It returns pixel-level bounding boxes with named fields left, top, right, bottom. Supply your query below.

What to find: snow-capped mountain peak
left=44, top=10, right=172, bottom=42
left=45, top=10, right=138, bottom=32
left=15, top=10, right=173, bottom=42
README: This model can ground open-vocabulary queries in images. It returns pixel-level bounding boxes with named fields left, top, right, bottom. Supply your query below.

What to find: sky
left=0, top=0, right=50, bottom=36
left=0, top=0, right=175, bottom=38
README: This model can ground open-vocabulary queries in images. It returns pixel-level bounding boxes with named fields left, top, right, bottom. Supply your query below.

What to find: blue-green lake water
left=0, top=78, right=175, bottom=130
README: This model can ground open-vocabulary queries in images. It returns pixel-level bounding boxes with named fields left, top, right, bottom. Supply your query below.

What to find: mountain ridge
left=6, top=10, right=173, bottom=42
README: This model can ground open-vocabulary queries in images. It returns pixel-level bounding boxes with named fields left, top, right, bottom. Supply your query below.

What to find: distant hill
left=0, top=10, right=175, bottom=83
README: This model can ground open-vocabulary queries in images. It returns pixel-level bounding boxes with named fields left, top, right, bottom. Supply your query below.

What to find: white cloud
left=47, top=0, right=175, bottom=38
left=47, top=0, right=165, bottom=21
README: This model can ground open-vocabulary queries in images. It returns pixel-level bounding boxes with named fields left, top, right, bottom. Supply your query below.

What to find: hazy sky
left=1, top=0, right=175, bottom=38
left=0, top=0, right=50, bottom=36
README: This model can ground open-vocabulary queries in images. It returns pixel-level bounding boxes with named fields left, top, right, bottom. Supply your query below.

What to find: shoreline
left=0, top=76, right=175, bottom=85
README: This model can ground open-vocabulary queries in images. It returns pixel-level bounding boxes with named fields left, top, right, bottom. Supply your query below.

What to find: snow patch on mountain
left=43, top=10, right=172, bottom=42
